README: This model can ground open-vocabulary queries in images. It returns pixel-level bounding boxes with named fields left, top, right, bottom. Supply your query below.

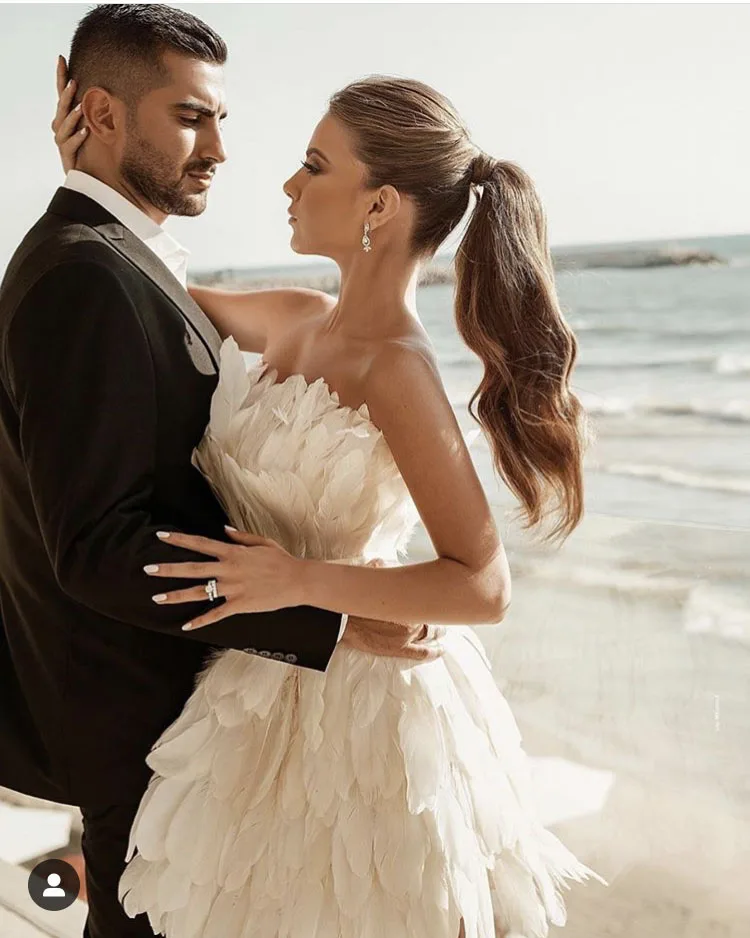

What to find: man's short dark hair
left=68, top=4, right=227, bottom=109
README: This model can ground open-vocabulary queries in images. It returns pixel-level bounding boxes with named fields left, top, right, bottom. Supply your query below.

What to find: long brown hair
left=329, top=76, right=592, bottom=543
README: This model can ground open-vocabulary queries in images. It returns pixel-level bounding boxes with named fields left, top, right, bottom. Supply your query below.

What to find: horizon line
left=187, top=228, right=750, bottom=275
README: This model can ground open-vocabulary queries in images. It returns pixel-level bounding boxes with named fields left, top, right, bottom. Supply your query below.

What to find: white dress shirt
left=63, top=170, right=190, bottom=288
left=62, top=170, right=347, bottom=644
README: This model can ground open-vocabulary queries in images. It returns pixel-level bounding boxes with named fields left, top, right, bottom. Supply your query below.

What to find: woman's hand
left=143, top=527, right=307, bottom=631
left=52, top=55, right=87, bottom=173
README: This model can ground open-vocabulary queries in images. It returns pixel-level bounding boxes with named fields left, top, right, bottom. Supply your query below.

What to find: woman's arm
left=300, top=343, right=512, bottom=625
left=187, top=285, right=333, bottom=354
left=301, top=553, right=509, bottom=625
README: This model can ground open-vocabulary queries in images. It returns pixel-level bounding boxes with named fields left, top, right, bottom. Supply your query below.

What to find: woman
left=54, top=67, right=605, bottom=938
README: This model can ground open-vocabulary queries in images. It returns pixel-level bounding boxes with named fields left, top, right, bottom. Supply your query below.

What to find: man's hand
left=338, top=559, right=447, bottom=663
left=339, top=616, right=446, bottom=662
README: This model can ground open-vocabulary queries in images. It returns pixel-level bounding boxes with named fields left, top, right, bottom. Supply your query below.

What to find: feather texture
left=118, top=336, right=607, bottom=936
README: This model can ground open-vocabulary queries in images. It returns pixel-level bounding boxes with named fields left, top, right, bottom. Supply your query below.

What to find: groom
left=0, top=5, right=442, bottom=936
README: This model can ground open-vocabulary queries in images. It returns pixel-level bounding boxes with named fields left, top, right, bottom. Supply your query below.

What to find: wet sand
left=408, top=510, right=750, bottom=936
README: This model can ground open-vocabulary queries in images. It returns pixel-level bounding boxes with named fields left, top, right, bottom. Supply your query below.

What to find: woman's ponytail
left=454, top=155, right=592, bottom=542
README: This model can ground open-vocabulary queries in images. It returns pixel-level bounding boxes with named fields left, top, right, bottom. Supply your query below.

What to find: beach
left=5, top=512, right=749, bottom=935
left=2, top=232, right=748, bottom=935
left=407, top=504, right=750, bottom=935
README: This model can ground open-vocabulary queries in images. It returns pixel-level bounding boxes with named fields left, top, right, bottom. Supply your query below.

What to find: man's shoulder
left=19, top=211, right=121, bottom=267
left=2, top=212, right=132, bottom=304
left=0, top=225, right=139, bottom=352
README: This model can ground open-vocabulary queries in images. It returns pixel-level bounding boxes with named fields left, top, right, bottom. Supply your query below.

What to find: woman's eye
left=300, top=160, right=320, bottom=175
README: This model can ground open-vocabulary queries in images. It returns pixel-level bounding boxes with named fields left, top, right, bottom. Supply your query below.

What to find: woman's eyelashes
left=300, top=160, right=321, bottom=175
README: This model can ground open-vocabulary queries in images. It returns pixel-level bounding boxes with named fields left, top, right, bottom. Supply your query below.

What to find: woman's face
left=282, top=114, right=370, bottom=260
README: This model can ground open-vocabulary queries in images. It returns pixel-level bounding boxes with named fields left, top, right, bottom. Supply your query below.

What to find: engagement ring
left=205, top=578, right=219, bottom=602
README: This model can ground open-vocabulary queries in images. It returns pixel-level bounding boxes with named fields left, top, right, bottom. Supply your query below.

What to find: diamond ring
left=205, top=578, right=219, bottom=602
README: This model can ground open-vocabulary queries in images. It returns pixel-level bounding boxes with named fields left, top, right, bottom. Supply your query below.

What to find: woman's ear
left=368, top=184, right=401, bottom=232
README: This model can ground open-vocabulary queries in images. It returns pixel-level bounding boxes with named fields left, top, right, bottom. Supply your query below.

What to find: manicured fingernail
left=74, top=103, right=82, bottom=111
left=152, top=594, right=167, bottom=603
left=156, top=531, right=170, bottom=539
left=66, top=79, right=72, bottom=89
left=143, top=565, right=159, bottom=574
left=225, top=525, right=237, bottom=532
left=80, top=127, right=88, bottom=135
left=182, top=623, right=193, bottom=631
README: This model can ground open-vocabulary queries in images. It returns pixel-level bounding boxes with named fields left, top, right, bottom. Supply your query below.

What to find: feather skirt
left=118, top=627, right=606, bottom=938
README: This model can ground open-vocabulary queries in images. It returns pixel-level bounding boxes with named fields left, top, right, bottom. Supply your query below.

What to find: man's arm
left=3, top=256, right=344, bottom=670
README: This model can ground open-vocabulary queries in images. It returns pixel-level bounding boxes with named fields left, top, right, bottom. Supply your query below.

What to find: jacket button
left=242, top=647, right=258, bottom=655
left=259, top=650, right=271, bottom=657
left=284, top=653, right=298, bottom=664
left=271, top=652, right=285, bottom=660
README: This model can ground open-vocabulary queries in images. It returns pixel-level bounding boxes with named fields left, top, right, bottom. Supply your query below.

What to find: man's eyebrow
left=306, top=147, right=330, bottom=163
left=173, top=101, right=228, bottom=120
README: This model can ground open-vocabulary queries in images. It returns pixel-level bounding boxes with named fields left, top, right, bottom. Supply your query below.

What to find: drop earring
left=362, top=222, right=372, bottom=253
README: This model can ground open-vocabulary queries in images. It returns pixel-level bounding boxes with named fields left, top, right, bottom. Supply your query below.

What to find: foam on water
left=592, top=462, right=750, bottom=495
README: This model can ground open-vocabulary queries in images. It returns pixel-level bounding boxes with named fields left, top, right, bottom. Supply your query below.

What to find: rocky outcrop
left=191, top=245, right=725, bottom=292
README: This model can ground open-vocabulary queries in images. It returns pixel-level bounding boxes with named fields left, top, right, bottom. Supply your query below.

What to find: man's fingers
left=408, top=636, right=445, bottom=659
left=413, top=623, right=447, bottom=644
left=428, top=625, right=447, bottom=643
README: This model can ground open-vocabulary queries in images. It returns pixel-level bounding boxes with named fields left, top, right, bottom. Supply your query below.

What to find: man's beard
left=120, top=131, right=210, bottom=217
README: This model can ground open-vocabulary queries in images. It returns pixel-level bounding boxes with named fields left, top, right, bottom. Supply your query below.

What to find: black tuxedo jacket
left=0, top=187, right=341, bottom=806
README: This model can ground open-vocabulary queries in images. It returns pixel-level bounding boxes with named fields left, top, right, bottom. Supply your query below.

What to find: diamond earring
left=362, top=222, right=372, bottom=253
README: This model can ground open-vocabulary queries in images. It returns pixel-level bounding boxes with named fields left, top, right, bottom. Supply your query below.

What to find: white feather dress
left=118, top=336, right=606, bottom=938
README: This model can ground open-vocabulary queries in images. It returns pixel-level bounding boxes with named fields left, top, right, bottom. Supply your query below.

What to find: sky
left=2, top=2, right=748, bottom=271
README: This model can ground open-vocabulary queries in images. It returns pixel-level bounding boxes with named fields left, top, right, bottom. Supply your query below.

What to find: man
left=0, top=6, right=441, bottom=935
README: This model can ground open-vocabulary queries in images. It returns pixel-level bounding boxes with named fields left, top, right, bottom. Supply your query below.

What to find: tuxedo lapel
left=99, top=223, right=223, bottom=370
left=47, top=187, right=223, bottom=370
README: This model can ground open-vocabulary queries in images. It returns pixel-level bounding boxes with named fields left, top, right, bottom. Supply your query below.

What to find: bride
left=54, top=65, right=606, bottom=938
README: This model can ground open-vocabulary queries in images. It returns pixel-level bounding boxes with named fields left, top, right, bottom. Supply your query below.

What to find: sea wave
left=570, top=320, right=750, bottom=341
left=577, top=351, right=750, bottom=373
left=714, top=353, right=750, bottom=375
left=592, top=462, right=750, bottom=495
left=443, top=347, right=750, bottom=375
left=515, top=559, right=750, bottom=646
left=683, top=583, right=750, bottom=646
left=579, top=394, right=750, bottom=425
left=514, top=557, right=694, bottom=596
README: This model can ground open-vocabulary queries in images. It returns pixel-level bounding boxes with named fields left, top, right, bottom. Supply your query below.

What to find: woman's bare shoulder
left=370, top=325, right=439, bottom=373
left=264, top=288, right=337, bottom=344
left=276, top=287, right=336, bottom=310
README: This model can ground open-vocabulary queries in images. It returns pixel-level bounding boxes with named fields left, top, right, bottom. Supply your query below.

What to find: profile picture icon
left=28, top=858, right=81, bottom=911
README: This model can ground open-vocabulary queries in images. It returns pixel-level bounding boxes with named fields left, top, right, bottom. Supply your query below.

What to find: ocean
left=413, top=233, right=750, bottom=530
left=409, top=233, right=750, bottom=656
left=236, top=232, right=750, bottom=655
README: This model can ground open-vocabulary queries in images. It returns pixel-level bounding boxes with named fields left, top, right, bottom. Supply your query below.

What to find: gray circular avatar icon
left=28, top=858, right=80, bottom=910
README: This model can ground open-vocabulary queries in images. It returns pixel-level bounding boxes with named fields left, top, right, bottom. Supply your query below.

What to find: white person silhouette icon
left=28, top=858, right=80, bottom=910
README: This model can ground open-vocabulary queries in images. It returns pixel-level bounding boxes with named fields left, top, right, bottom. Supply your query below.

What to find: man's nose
left=201, top=125, right=227, bottom=165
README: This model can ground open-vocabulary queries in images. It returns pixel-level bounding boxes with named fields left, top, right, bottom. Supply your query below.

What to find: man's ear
left=367, top=184, right=401, bottom=232
left=82, top=87, right=125, bottom=143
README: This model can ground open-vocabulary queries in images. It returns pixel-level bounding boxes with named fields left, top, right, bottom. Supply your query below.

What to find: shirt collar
left=63, top=169, right=190, bottom=272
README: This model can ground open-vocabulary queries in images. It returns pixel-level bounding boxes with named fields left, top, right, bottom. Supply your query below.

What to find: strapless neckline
left=257, top=357, right=382, bottom=437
